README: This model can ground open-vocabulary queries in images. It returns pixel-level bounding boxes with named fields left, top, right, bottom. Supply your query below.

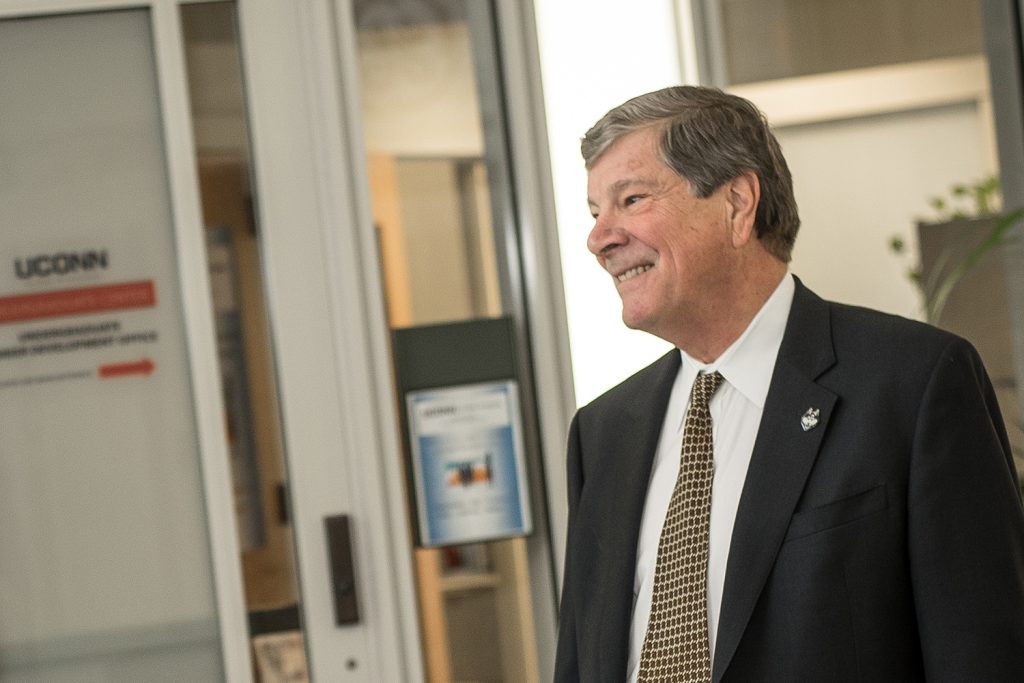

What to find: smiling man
left=554, top=86, right=1024, bottom=682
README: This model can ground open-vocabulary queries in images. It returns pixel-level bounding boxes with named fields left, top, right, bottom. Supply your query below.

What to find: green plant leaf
left=927, top=208, right=1024, bottom=323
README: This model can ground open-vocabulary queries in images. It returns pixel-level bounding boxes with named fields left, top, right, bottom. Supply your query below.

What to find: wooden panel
left=415, top=548, right=453, bottom=682
left=491, top=537, right=540, bottom=683
left=368, top=153, right=414, bottom=327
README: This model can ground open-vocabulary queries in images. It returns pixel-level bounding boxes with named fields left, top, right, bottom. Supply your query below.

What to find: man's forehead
left=597, top=130, right=658, bottom=166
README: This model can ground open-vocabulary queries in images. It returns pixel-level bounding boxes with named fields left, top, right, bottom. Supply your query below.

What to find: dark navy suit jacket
left=554, top=278, right=1024, bottom=681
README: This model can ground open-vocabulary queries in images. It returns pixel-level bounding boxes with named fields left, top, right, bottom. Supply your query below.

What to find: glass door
left=180, top=4, right=307, bottom=681
left=348, top=1, right=559, bottom=680
left=0, top=5, right=245, bottom=680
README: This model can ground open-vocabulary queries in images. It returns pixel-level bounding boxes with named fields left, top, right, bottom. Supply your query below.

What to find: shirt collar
left=680, top=273, right=795, bottom=409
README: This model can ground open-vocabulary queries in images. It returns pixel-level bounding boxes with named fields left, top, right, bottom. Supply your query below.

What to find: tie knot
left=690, top=371, right=723, bottom=409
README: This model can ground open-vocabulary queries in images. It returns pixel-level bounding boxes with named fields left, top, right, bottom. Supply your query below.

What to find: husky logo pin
left=801, top=407, right=820, bottom=432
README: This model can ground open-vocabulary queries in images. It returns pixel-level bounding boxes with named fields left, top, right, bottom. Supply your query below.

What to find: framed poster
left=406, top=380, right=531, bottom=546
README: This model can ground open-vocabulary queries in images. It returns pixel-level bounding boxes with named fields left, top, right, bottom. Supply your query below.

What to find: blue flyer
left=407, top=380, right=531, bottom=546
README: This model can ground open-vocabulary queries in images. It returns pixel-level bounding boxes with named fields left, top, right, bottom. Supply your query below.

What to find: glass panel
left=354, top=1, right=543, bottom=680
left=180, top=2, right=308, bottom=680
left=387, top=157, right=502, bottom=324
left=0, top=9, right=222, bottom=682
left=717, top=0, right=984, bottom=84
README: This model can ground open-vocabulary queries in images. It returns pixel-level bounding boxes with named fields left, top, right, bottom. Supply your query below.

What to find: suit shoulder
left=819, top=299, right=994, bottom=396
left=826, top=299, right=960, bottom=356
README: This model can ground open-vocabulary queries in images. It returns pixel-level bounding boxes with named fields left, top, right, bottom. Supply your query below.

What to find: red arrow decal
left=98, top=358, right=155, bottom=379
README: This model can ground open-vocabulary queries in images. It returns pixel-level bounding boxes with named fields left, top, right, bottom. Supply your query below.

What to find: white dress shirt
left=626, top=274, right=795, bottom=682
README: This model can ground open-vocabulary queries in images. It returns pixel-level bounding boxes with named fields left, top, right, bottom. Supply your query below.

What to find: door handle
left=324, top=514, right=360, bottom=625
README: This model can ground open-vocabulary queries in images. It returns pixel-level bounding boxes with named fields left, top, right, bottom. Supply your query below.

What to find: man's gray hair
left=582, top=86, right=799, bottom=262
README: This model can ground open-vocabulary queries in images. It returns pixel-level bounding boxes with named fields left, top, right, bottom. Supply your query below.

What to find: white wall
left=779, top=103, right=992, bottom=318
left=358, top=23, right=484, bottom=157
left=533, top=0, right=683, bottom=406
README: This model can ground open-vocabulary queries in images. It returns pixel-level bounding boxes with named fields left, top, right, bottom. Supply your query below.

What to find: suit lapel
left=577, top=350, right=681, bottom=680
left=712, top=279, right=838, bottom=681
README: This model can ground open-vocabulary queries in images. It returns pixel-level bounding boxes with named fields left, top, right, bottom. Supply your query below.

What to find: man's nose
left=587, top=214, right=624, bottom=256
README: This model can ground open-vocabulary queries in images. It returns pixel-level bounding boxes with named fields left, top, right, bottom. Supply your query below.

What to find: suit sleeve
left=908, top=337, right=1024, bottom=679
left=554, top=412, right=584, bottom=682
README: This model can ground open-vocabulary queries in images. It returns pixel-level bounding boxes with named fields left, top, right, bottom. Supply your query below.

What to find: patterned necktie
left=638, top=371, right=724, bottom=682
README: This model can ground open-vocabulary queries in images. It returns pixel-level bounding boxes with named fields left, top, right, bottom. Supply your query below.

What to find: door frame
left=244, top=0, right=574, bottom=679
left=252, top=0, right=577, bottom=677
left=237, top=2, right=422, bottom=680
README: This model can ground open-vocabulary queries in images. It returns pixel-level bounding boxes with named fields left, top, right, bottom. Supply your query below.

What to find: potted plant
left=891, top=177, right=1023, bottom=495
left=890, top=176, right=1023, bottom=324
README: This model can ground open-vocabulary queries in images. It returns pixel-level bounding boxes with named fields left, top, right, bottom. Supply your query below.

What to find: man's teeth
left=617, top=265, right=652, bottom=282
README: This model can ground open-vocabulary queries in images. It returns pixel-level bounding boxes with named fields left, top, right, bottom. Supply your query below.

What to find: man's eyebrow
left=609, top=177, right=648, bottom=193
left=588, top=177, right=651, bottom=206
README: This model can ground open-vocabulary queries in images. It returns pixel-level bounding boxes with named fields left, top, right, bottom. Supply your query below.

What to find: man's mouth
left=616, top=264, right=653, bottom=282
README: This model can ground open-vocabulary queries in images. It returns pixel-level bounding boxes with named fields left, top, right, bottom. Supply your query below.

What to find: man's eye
left=624, top=194, right=644, bottom=206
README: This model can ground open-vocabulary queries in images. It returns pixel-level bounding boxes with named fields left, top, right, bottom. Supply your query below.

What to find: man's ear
left=727, top=170, right=760, bottom=248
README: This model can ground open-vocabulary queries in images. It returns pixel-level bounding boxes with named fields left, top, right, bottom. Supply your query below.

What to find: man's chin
left=620, top=309, right=652, bottom=334
left=621, top=307, right=673, bottom=343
